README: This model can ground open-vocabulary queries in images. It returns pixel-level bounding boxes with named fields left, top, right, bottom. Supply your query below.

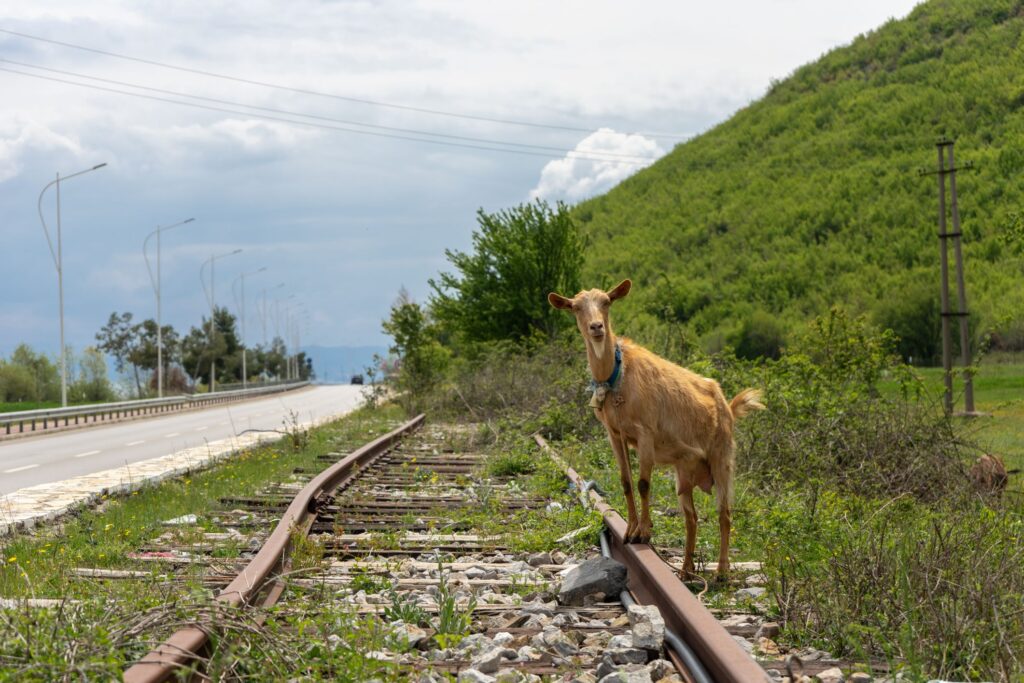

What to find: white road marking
left=4, top=464, right=39, bottom=473
left=125, top=440, right=145, bottom=446
left=163, top=433, right=180, bottom=438
left=219, top=421, right=229, bottom=426
left=73, top=450, right=101, bottom=458
left=195, top=426, right=208, bottom=431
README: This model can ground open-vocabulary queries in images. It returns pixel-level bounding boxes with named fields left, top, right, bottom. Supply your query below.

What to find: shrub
left=0, top=363, right=38, bottom=402
left=757, top=491, right=1024, bottom=681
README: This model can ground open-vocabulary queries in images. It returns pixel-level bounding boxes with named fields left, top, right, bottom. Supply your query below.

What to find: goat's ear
left=548, top=292, right=574, bottom=310
left=608, top=279, right=632, bottom=302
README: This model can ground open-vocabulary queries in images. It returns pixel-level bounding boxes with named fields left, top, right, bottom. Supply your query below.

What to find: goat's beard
left=589, top=335, right=606, bottom=360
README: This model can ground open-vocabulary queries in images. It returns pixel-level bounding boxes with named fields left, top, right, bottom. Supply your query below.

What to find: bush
left=732, top=309, right=787, bottom=360
left=417, top=333, right=599, bottom=441
left=0, top=363, right=38, bottom=402
left=756, top=491, right=1024, bottom=681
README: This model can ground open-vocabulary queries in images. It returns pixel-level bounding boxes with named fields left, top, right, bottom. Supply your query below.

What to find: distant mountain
left=302, top=345, right=389, bottom=384
left=575, top=0, right=1024, bottom=361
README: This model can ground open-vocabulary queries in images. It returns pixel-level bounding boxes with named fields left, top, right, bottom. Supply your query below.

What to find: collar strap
left=591, top=341, right=623, bottom=391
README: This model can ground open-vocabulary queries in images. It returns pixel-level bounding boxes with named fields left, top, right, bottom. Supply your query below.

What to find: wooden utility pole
left=922, top=139, right=976, bottom=415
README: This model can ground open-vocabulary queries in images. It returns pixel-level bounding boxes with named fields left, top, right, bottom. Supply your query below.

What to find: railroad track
left=105, top=415, right=866, bottom=682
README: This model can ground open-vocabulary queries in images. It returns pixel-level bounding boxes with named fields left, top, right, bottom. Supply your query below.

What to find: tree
left=429, top=200, right=584, bottom=344
left=181, top=306, right=242, bottom=386
left=134, top=319, right=180, bottom=377
left=96, top=312, right=145, bottom=396
left=0, top=361, right=38, bottom=402
left=69, top=346, right=116, bottom=403
left=8, top=344, right=60, bottom=401
left=382, top=289, right=449, bottom=400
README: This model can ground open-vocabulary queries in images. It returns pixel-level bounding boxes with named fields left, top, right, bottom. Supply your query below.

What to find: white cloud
left=0, top=121, right=85, bottom=182
left=529, top=128, right=666, bottom=203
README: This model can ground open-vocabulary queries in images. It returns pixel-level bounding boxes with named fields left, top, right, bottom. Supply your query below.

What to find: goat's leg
left=608, top=431, right=640, bottom=541
left=675, top=475, right=698, bottom=578
left=632, top=437, right=655, bottom=544
left=711, top=440, right=736, bottom=579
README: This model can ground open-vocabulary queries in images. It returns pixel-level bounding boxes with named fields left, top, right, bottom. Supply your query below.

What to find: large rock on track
left=558, top=556, right=628, bottom=606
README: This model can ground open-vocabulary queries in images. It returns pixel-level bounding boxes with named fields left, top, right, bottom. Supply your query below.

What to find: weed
left=382, top=587, right=429, bottom=626
left=289, top=528, right=325, bottom=571
left=432, top=560, right=476, bottom=648
left=486, top=446, right=536, bottom=477
left=348, top=569, right=393, bottom=595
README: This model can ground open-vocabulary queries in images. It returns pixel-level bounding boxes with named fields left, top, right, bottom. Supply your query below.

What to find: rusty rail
left=122, top=414, right=425, bottom=683
left=536, top=434, right=771, bottom=683
left=125, top=415, right=765, bottom=682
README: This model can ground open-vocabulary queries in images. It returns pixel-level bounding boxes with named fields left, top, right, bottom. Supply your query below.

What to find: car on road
left=350, top=374, right=364, bottom=385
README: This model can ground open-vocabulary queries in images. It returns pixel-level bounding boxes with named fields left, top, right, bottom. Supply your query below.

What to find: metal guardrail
left=0, top=381, right=310, bottom=437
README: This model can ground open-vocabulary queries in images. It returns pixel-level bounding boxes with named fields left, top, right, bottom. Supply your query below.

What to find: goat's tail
left=729, top=388, right=765, bottom=419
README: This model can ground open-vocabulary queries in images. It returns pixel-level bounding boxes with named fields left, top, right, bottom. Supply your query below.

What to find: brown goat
left=969, top=453, right=1017, bottom=497
left=549, top=279, right=764, bottom=576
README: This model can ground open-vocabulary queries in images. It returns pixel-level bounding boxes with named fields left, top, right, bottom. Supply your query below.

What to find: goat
left=969, top=453, right=1018, bottom=497
left=548, top=279, right=764, bottom=576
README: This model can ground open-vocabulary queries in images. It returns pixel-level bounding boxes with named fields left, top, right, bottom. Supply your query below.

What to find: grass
left=923, top=361, right=1024, bottom=473
left=0, top=405, right=403, bottom=598
left=0, top=404, right=408, bottom=681
left=881, top=359, right=1024, bottom=473
left=0, top=401, right=72, bottom=413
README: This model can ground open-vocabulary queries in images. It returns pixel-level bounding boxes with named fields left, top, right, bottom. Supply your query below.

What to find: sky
left=0, top=0, right=923, bottom=359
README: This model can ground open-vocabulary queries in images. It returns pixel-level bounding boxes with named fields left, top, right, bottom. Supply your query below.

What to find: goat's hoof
left=624, top=533, right=650, bottom=545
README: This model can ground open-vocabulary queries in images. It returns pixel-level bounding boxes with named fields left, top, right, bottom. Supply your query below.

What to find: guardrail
left=0, top=381, right=309, bottom=437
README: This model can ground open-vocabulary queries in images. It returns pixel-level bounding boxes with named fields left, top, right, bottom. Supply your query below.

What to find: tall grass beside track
left=413, top=311, right=1024, bottom=682
left=0, top=405, right=406, bottom=680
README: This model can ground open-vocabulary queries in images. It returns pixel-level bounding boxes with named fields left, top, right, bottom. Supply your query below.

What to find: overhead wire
left=0, top=27, right=689, bottom=141
left=0, top=65, right=657, bottom=164
left=0, top=57, right=655, bottom=162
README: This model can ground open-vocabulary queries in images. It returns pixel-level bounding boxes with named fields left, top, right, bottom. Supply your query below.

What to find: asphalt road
left=0, top=385, right=364, bottom=495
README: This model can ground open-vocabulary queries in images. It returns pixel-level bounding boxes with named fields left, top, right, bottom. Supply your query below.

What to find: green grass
left=0, top=401, right=70, bottom=413
left=881, top=359, right=1024, bottom=473
left=0, top=404, right=403, bottom=597
left=0, top=404, right=407, bottom=681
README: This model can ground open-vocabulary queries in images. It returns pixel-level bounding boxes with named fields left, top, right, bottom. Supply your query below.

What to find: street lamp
left=232, top=266, right=267, bottom=389
left=260, top=283, right=285, bottom=346
left=276, top=294, right=296, bottom=379
left=200, top=248, right=242, bottom=392
left=143, top=217, right=195, bottom=398
left=37, top=162, right=107, bottom=407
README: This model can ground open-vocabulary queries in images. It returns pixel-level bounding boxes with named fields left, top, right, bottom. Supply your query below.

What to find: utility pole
left=921, top=138, right=976, bottom=415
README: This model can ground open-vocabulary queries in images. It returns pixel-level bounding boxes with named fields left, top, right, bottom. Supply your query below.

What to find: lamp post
left=232, top=267, right=267, bottom=388
left=200, top=248, right=242, bottom=392
left=143, top=217, right=195, bottom=398
left=37, top=162, right=107, bottom=407
left=260, top=283, right=285, bottom=346
left=276, top=294, right=296, bottom=379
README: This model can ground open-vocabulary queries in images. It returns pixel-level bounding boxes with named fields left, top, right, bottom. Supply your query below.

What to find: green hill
left=576, top=0, right=1024, bottom=362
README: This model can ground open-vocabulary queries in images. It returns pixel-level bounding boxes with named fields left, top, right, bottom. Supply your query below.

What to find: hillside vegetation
left=576, top=0, right=1024, bottom=361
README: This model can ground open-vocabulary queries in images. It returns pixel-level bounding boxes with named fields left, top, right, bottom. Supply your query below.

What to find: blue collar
left=590, top=341, right=623, bottom=392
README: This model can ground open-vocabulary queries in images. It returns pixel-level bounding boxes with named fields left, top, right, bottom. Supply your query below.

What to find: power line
left=0, top=66, right=659, bottom=164
left=0, top=57, right=655, bottom=162
left=0, top=27, right=689, bottom=141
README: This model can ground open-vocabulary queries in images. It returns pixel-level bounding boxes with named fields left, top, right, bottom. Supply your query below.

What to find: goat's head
left=548, top=279, right=631, bottom=358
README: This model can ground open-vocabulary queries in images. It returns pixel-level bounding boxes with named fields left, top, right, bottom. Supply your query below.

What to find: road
left=0, top=385, right=364, bottom=495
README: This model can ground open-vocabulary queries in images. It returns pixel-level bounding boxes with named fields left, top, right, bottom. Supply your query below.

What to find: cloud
left=0, top=120, right=85, bottom=183
left=529, top=128, right=666, bottom=203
